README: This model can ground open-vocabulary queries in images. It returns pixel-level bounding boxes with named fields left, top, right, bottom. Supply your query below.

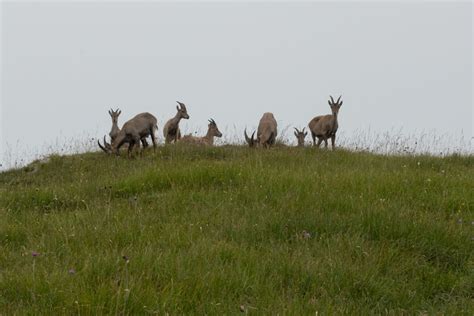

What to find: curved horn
left=329, top=95, right=335, bottom=104
left=98, top=136, right=108, bottom=153
left=294, top=127, right=300, bottom=134
left=244, top=128, right=250, bottom=143
left=103, top=135, right=112, bottom=150
left=336, top=95, right=342, bottom=104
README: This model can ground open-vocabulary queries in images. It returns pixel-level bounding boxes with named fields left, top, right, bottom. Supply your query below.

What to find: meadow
left=0, top=145, right=472, bottom=314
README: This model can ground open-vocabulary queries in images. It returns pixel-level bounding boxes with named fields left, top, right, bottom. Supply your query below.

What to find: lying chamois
left=108, top=108, right=148, bottom=148
left=163, top=101, right=190, bottom=144
left=180, top=119, right=222, bottom=146
left=308, top=95, right=343, bottom=149
left=245, top=112, right=277, bottom=148
left=98, top=112, right=157, bottom=156
left=294, top=127, right=308, bottom=147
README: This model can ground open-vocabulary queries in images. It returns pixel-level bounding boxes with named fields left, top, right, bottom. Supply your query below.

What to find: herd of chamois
left=98, top=95, right=343, bottom=156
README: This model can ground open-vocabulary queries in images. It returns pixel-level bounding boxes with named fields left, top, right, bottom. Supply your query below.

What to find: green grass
left=0, top=145, right=473, bottom=314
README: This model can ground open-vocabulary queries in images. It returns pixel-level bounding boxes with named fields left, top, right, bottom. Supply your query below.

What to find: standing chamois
left=245, top=112, right=277, bottom=148
left=108, top=108, right=121, bottom=142
left=98, top=112, right=157, bottom=157
left=308, top=95, right=343, bottom=149
left=108, top=108, right=148, bottom=148
left=294, top=127, right=308, bottom=147
left=163, top=101, right=190, bottom=144
left=180, top=119, right=222, bottom=146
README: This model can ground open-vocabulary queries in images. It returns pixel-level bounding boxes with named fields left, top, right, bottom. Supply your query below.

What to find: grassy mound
left=0, top=146, right=472, bottom=314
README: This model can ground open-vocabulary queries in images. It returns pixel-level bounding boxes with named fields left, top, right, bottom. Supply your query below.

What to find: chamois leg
left=150, top=128, right=157, bottom=152
left=323, top=137, right=328, bottom=148
left=312, top=132, right=317, bottom=146
left=331, top=134, right=336, bottom=150
left=141, top=138, right=149, bottom=148
left=316, top=137, right=323, bottom=148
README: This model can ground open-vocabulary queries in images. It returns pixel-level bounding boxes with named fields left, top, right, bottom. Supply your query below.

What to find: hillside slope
left=0, top=146, right=473, bottom=314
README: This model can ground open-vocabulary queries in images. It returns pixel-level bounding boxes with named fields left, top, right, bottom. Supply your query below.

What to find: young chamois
left=108, top=108, right=121, bottom=142
left=108, top=108, right=148, bottom=148
left=245, top=112, right=277, bottom=148
left=163, top=101, right=190, bottom=144
left=98, top=112, right=157, bottom=157
left=294, top=127, right=308, bottom=147
left=308, top=96, right=343, bottom=149
left=180, top=119, right=222, bottom=146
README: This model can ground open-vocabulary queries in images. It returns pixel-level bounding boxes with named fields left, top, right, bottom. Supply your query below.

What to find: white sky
left=1, top=1, right=472, bottom=168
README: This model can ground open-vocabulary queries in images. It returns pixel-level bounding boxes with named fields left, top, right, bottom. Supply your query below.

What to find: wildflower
left=302, top=230, right=311, bottom=239
left=32, top=251, right=39, bottom=257
left=239, top=305, right=246, bottom=313
left=68, top=268, right=76, bottom=275
left=122, top=255, right=130, bottom=263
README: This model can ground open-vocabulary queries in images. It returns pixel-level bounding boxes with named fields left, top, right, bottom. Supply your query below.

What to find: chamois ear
left=304, top=132, right=308, bottom=137
left=118, top=110, right=121, bottom=115
left=294, top=131, right=298, bottom=137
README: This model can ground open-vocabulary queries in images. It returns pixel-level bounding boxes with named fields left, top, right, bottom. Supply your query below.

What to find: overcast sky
left=1, top=1, right=472, bottom=168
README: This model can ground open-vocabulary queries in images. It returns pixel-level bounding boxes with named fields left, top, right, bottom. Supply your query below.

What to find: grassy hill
left=0, top=145, right=472, bottom=314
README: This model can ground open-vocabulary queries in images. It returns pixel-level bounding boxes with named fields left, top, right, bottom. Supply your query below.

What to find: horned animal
left=245, top=112, right=277, bottom=148
left=180, top=119, right=222, bottom=146
left=108, top=108, right=149, bottom=148
left=294, top=127, right=308, bottom=147
left=98, top=112, right=158, bottom=157
left=163, top=101, right=190, bottom=144
left=108, top=108, right=121, bottom=142
left=308, top=95, right=343, bottom=149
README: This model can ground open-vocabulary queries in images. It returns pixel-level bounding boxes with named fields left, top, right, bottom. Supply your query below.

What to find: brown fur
left=180, top=119, right=222, bottom=146
left=294, top=127, right=308, bottom=147
left=245, top=112, right=277, bottom=148
left=99, top=112, right=158, bottom=157
left=163, top=101, right=190, bottom=144
left=308, top=96, right=343, bottom=149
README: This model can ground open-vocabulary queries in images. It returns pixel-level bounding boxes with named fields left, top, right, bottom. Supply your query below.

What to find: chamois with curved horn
left=244, top=129, right=256, bottom=147
left=294, top=127, right=308, bottom=147
left=98, top=112, right=158, bottom=157
left=163, top=101, right=190, bottom=144
left=107, top=108, right=149, bottom=148
left=257, top=112, right=277, bottom=148
left=244, top=113, right=277, bottom=148
left=180, top=118, right=222, bottom=146
left=308, top=95, right=343, bottom=149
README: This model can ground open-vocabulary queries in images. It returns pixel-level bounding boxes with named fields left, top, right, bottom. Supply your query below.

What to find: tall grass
left=0, top=145, right=472, bottom=314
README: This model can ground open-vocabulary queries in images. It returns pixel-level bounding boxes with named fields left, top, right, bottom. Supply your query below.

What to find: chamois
left=98, top=112, right=157, bottom=157
left=245, top=112, right=277, bottom=148
left=163, top=101, right=190, bottom=144
left=308, top=95, right=343, bottom=149
left=108, top=108, right=148, bottom=148
left=180, top=119, right=222, bottom=146
left=294, top=127, right=308, bottom=147
left=108, top=108, right=121, bottom=142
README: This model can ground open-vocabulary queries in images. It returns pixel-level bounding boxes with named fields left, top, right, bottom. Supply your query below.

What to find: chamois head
left=294, top=127, right=307, bottom=147
left=244, top=128, right=256, bottom=147
left=176, top=101, right=190, bottom=119
left=108, top=108, right=121, bottom=124
left=208, top=119, right=222, bottom=138
left=328, top=95, right=343, bottom=116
